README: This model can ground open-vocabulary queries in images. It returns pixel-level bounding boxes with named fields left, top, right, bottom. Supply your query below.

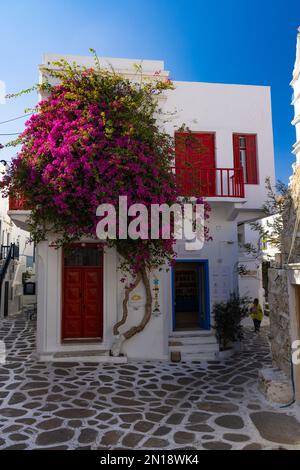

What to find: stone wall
left=281, top=165, right=300, bottom=264
left=268, top=268, right=291, bottom=378
left=264, top=34, right=300, bottom=400
left=267, top=166, right=300, bottom=379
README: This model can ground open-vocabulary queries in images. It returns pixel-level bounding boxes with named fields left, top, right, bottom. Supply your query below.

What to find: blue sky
left=0, top=0, right=299, bottom=183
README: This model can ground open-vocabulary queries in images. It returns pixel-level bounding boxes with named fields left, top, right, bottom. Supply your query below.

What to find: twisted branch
left=113, top=272, right=142, bottom=335
left=123, top=266, right=152, bottom=340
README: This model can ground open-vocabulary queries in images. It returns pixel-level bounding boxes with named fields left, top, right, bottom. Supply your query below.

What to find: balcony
left=172, top=166, right=245, bottom=199
left=8, top=167, right=245, bottom=214
left=8, top=194, right=31, bottom=231
left=9, top=194, right=30, bottom=211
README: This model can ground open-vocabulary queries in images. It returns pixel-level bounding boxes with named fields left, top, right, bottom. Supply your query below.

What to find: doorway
left=62, top=244, right=103, bottom=340
left=172, top=260, right=210, bottom=331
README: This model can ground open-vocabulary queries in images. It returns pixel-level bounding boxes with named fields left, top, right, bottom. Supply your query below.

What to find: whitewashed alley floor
left=0, top=315, right=300, bottom=450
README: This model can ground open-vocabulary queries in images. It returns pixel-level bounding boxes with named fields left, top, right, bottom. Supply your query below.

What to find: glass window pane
left=64, top=246, right=103, bottom=266
left=239, top=137, right=246, bottom=148
left=239, top=149, right=247, bottom=183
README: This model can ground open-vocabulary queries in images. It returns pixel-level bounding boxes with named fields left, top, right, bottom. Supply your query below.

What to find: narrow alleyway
left=0, top=315, right=300, bottom=450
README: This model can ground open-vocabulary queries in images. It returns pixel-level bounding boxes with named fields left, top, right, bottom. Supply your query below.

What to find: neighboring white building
left=262, top=29, right=300, bottom=406
left=0, top=162, right=35, bottom=317
left=292, top=29, right=300, bottom=166
left=238, top=215, right=280, bottom=306
left=8, top=54, right=276, bottom=362
left=238, top=222, right=263, bottom=304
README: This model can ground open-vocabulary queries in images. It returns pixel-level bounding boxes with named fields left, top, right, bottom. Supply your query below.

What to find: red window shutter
left=175, top=132, right=216, bottom=197
left=245, top=135, right=258, bottom=184
left=175, top=132, right=189, bottom=195
left=233, top=134, right=240, bottom=169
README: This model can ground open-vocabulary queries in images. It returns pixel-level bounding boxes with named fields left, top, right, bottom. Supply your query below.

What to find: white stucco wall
left=36, top=238, right=118, bottom=359
left=118, top=267, right=168, bottom=360
left=41, top=54, right=275, bottom=211
left=162, top=80, right=275, bottom=211
left=36, top=236, right=168, bottom=360
left=171, top=205, right=239, bottom=318
left=121, top=205, right=241, bottom=356
left=0, top=163, right=34, bottom=263
left=238, top=214, right=280, bottom=305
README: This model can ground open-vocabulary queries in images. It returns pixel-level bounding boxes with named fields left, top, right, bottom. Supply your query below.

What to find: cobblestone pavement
left=0, top=315, right=300, bottom=450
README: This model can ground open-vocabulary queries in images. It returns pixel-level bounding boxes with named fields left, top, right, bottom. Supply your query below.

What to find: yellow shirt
left=250, top=303, right=263, bottom=321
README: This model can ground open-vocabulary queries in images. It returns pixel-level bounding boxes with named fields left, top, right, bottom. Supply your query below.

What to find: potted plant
left=213, top=293, right=249, bottom=357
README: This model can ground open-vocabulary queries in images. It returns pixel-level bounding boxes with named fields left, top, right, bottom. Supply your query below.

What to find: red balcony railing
left=8, top=167, right=245, bottom=210
left=9, top=194, right=30, bottom=210
left=172, top=166, right=245, bottom=198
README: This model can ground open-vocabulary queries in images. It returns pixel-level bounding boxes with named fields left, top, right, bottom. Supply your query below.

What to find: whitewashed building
left=8, top=54, right=275, bottom=362
left=0, top=162, right=35, bottom=317
left=238, top=215, right=281, bottom=307
left=238, top=222, right=264, bottom=304
left=259, top=29, right=300, bottom=406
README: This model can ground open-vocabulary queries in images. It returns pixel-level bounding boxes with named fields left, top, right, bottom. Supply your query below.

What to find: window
left=23, top=282, right=36, bottom=295
left=238, top=137, right=247, bottom=182
left=26, top=255, right=34, bottom=268
left=64, top=245, right=103, bottom=267
left=233, top=134, right=258, bottom=184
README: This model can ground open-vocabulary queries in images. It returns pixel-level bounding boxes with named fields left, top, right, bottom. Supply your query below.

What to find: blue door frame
left=171, top=259, right=210, bottom=331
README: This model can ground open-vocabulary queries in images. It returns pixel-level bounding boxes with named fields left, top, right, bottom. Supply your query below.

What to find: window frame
left=233, top=133, right=259, bottom=185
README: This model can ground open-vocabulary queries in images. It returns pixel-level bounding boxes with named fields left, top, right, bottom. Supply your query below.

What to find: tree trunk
left=113, top=272, right=142, bottom=335
left=111, top=266, right=153, bottom=356
left=123, top=266, right=152, bottom=339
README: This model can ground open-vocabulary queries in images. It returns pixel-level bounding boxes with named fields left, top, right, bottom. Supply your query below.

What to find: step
left=181, top=351, right=219, bottom=362
left=54, top=349, right=110, bottom=358
left=51, top=355, right=127, bottom=363
left=170, top=330, right=213, bottom=337
left=52, top=349, right=127, bottom=363
left=169, top=343, right=219, bottom=354
left=169, top=336, right=217, bottom=346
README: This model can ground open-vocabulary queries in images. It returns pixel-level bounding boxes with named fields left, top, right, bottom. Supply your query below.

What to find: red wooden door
left=82, top=268, right=103, bottom=338
left=62, top=246, right=103, bottom=340
left=63, top=268, right=82, bottom=339
left=175, top=132, right=216, bottom=196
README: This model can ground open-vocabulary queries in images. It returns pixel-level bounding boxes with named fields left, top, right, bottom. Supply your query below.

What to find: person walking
left=250, top=298, right=263, bottom=333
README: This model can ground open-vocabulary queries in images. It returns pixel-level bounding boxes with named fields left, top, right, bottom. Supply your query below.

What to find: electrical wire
left=0, top=113, right=32, bottom=125
left=0, top=133, right=21, bottom=136
left=0, top=113, right=33, bottom=141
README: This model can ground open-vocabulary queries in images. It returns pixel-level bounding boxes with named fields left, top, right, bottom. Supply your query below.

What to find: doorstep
left=35, top=350, right=128, bottom=363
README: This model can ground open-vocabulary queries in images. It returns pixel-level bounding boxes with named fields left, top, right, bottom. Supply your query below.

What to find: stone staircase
left=169, top=330, right=219, bottom=362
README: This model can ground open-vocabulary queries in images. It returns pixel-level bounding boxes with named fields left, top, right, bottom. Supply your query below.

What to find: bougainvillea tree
left=2, top=52, right=211, bottom=354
